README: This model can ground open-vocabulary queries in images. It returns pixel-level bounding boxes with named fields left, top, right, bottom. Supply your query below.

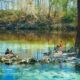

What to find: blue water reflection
left=0, top=63, right=80, bottom=80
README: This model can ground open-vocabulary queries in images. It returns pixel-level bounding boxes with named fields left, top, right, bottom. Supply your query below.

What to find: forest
left=0, top=0, right=77, bottom=32
left=0, top=0, right=78, bottom=44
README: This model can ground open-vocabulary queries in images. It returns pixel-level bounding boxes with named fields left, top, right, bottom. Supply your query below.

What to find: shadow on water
left=75, top=65, right=80, bottom=73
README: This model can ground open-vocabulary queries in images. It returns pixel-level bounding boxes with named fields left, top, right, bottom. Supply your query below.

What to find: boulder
left=18, top=59, right=27, bottom=64
left=29, top=58, right=37, bottom=64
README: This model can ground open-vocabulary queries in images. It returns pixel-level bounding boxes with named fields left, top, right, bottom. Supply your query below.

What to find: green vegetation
left=0, top=0, right=77, bottom=43
left=0, top=0, right=77, bottom=31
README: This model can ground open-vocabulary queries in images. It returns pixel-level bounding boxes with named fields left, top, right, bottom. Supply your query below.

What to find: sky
left=0, top=0, right=49, bottom=10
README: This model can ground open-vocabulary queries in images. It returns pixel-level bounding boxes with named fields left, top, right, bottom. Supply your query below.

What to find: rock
left=18, top=59, right=27, bottom=64
left=1, top=56, right=7, bottom=62
left=29, top=58, right=37, bottom=64
left=40, top=56, right=50, bottom=64
left=40, top=58, right=50, bottom=64
left=3, top=59, right=13, bottom=65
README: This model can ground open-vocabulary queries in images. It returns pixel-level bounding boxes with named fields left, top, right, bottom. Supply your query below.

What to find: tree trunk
left=75, top=0, right=80, bottom=58
left=48, top=0, right=51, bottom=18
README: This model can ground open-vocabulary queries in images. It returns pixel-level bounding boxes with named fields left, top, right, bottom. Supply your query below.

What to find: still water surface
left=0, top=41, right=74, bottom=60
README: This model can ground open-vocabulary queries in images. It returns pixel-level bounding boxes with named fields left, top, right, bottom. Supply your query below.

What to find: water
left=0, top=63, right=80, bottom=80
left=0, top=41, right=54, bottom=60
left=0, top=41, right=74, bottom=60
left=0, top=40, right=79, bottom=80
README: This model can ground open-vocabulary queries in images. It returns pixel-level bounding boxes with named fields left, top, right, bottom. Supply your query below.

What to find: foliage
left=0, top=0, right=77, bottom=33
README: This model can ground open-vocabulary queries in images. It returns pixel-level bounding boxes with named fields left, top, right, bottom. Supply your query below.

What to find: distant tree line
left=0, top=0, right=77, bottom=33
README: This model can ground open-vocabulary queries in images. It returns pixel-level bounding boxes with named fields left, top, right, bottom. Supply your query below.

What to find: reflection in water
left=0, top=63, right=80, bottom=80
left=0, top=42, right=53, bottom=59
left=0, top=41, right=75, bottom=60
left=0, top=31, right=76, bottom=59
left=0, top=32, right=78, bottom=80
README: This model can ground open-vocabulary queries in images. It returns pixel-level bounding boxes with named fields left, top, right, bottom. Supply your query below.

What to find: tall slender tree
left=75, top=0, right=80, bottom=58
left=48, top=0, right=53, bottom=18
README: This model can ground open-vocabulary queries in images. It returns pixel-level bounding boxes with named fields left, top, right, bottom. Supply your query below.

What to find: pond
left=0, top=62, right=80, bottom=80
left=0, top=41, right=75, bottom=60
left=0, top=32, right=79, bottom=80
left=0, top=41, right=53, bottom=60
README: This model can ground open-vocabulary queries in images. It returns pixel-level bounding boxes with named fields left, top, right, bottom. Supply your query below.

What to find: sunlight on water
left=0, top=40, right=75, bottom=60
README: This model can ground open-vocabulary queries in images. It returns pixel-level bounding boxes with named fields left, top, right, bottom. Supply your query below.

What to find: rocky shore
left=0, top=48, right=80, bottom=68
